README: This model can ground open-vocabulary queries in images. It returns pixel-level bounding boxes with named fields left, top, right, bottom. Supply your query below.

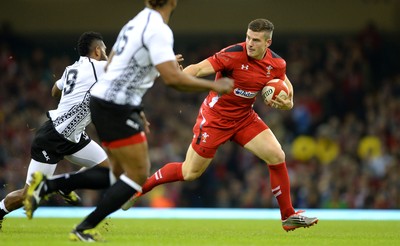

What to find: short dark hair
left=147, top=0, right=169, bottom=8
left=248, top=19, right=274, bottom=33
left=77, top=31, right=103, bottom=56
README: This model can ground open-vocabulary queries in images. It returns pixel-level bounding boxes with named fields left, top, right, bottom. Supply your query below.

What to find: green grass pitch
left=1, top=218, right=399, bottom=245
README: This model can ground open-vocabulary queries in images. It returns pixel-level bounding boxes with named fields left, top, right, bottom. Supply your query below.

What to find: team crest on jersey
left=201, top=132, right=209, bottom=143
left=234, top=88, right=257, bottom=98
left=266, top=65, right=273, bottom=77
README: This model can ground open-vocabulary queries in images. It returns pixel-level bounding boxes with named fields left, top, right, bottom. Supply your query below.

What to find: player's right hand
left=213, top=78, right=234, bottom=94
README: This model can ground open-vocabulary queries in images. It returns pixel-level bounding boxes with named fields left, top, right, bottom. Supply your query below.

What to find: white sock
left=0, top=199, right=9, bottom=213
left=120, top=174, right=142, bottom=193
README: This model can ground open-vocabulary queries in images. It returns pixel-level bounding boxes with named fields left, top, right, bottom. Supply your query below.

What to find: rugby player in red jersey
left=124, top=18, right=318, bottom=231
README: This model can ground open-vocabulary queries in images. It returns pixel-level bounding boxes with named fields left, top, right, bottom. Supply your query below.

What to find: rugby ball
left=261, top=78, right=289, bottom=104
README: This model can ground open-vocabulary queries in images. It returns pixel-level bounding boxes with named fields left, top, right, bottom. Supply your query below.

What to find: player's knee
left=124, top=173, right=147, bottom=186
left=265, top=148, right=285, bottom=164
left=182, top=169, right=202, bottom=181
left=124, top=167, right=149, bottom=185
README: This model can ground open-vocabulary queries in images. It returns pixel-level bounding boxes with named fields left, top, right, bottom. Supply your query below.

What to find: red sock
left=268, top=162, right=295, bottom=220
left=142, top=162, right=184, bottom=194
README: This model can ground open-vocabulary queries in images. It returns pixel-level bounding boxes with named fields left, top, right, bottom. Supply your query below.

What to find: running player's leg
left=142, top=107, right=228, bottom=190
left=65, top=139, right=108, bottom=169
left=234, top=112, right=295, bottom=219
left=2, top=159, right=57, bottom=221
left=121, top=144, right=214, bottom=210
left=65, top=139, right=122, bottom=187
left=142, top=145, right=213, bottom=195
left=237, top=114, right=317, bottom=231
left=243, top=129, right=296, bottom=219
left=24, top=140, right=119, bottom=218
left=24, top=132, right=109, bottom=218
left=2, top=121, right=65, bottom=223
left=122, top=108, right=228, bottom=209
left=74, top=140, right=150, bottom=232
left=72, top=97, right=149, bottom=234
left=53, top=140, right=117, bottom=192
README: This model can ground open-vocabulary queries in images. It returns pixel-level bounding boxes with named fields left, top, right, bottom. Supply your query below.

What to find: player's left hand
left=269, top=95, right=293, bottom=110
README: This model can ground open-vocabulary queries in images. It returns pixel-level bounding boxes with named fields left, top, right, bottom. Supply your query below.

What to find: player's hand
left=175, top=54, right=184, bottom=71
left=140, top=111, right=151, bottom=134
left=269, top=95, right=293, bottom=110
left=176, top=54, right=184, bottom=63
left=213, top=78, right=234, bottom=94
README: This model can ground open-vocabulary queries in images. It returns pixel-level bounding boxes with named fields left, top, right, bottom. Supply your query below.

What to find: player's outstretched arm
left=156, top=60, right=233, bottom=95
left=183, top=59, right=215, bottom=78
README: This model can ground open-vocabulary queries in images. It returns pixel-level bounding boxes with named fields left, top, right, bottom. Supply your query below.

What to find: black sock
left=0, top=208, right=7, bottom=219
left=47, top=167, right=112, bottom=193
left=76, top=179, right=138, bottom=231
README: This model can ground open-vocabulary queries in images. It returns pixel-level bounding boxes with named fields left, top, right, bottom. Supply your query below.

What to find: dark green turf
left=1, top=218, right=399, bottom=245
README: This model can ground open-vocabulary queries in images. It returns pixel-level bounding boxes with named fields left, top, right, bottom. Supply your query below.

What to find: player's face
left=245, top=29, right=271, bottom=60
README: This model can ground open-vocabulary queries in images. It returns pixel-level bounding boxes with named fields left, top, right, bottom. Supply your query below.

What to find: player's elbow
left=162, top=72, right=185, bottom=87
left=162, top=76, right=179, bottom=87
left=51, top=87, right=62, bottom=98
left=182, top=64, right=198, bottom=77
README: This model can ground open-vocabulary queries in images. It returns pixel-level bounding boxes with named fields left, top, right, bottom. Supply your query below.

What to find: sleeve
left=276, top=59, right=287, bottom=80
left=55, top=69, right=67, bottom=90
left=206, top=47, right=235, bottom=72
left=145, top=25, right=176, bottom=66
left=94, top=60, right=107, bottom=79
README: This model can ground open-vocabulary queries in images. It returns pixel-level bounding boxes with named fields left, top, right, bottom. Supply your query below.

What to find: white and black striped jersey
left=48, top=56, right=107, bottom=143
left=91, top=7, right=176, bottom=106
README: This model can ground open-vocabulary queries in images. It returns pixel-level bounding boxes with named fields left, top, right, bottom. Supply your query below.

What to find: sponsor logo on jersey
left=42, top=150, right=50, bottom=161
left=234, top=88, right=257, bottom=98
left=126, top=119, right=140, bottom=130
left=241, top=64, right=249, bottom=70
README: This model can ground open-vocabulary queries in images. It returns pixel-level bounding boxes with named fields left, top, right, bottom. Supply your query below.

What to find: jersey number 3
left=64, top=69, right=78, bottom=95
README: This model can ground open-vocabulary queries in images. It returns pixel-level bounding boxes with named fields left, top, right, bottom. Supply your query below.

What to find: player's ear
left=266, top=39, right=272, bottom=47
left=94, top=46, right=101, bottom=58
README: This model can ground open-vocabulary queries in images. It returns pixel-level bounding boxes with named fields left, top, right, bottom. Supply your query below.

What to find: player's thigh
left=243, top=129, right=285, bottom=164
left=25, top=159, right=57, bottom=185
left=65, top=140, right=107, bottom=168
left=103, top=148, right=123, bottom=177
left=182, top=144, right=213, bottom=180
left=108, top=141, right=151, bottom=182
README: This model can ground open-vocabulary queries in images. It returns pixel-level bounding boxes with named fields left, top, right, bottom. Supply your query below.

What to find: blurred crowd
left=1, top=22, right=399, bottom=209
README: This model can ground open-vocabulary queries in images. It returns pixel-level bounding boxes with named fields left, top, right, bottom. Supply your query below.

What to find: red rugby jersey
left=204, top=42, right=286, bottom=120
